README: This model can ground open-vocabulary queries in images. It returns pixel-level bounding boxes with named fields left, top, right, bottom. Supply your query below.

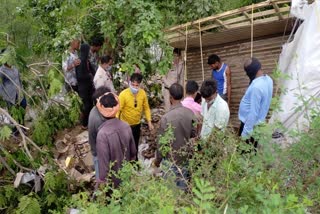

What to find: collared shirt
left=62, top=50, right=78, bottom=86
left=96, top=118, right=136, bottom=187
left=93, top=65, right=115, bottom=92
left=201, top=94, right=230, bottom=138
left=88, top=106, right=106, bottom=157
left=181, top=96, right=202, bottom=115
left=156, top=103, right=196, bottom=165
left=117, top=88, right=152, bottom=125
left=0, top=65, right=22, bottom=104
left=238, top=75, right=273, bottom=137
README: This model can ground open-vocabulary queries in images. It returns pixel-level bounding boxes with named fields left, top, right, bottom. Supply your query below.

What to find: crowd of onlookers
left=0, top=35, right=273, bottom=190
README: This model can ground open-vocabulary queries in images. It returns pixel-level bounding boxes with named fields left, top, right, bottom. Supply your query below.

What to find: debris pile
left=140, top=107, right=165, bottom=159
left=54, top=131, right=95, bottom=183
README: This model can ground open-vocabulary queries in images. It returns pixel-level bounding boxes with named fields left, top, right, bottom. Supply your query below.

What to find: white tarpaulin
left=271, top=0, right=320, bottom=137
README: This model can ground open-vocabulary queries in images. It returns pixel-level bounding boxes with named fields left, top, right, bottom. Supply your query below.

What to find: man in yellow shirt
left=117, top=73, right=154, bottom=154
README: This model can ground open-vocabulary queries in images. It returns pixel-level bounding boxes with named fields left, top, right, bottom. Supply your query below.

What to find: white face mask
left=129, top=82, right=139, bottom=94
left=105, top=65, right=112, bottom=72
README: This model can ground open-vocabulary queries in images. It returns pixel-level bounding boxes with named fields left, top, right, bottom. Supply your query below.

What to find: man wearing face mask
left=117, top=73, right=154, bottom=156
left=200, top=79, right=230, bottom=139
left=93, top=55, right=115, bottom=92
left=238, top=58, right=273, bottom=145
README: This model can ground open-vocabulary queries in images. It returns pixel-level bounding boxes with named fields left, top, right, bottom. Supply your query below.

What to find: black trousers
left=131, top=123, right=141, bottom=158
left=78, top=83, right=93, bottom=127
left=239, top=122, right=258, bottom=153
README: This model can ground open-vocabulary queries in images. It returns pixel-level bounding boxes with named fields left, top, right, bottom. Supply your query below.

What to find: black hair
left=207, top=54, right=220, bottom=65
left=169, top=83, right=183, bottom=100
left=89, top=36, right=104, bottom=47
left=79, top=43, right=90, bottom=61
left=200, top=79, right=217, bottom=98
left=194, top=92, right=202, bottom=104
left=173, top=48, right=181, bottom=56
left=93, top=86, right=111, bottom=100
left=186, top=80, right=199, bottom=95
left=100, top=93, right=118, bottom=108
left=100, top=55, right=112, bottom=64
left=130, top=73, right=143, bottom=83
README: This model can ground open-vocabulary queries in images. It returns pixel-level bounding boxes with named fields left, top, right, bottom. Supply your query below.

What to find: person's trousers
left=238, top=121, right=258, bottom=153
left=78, top=83, right=93, bottom=127
left=93, top=155, right=99, bottom=180
left=163, top=160, right=190, bottom=191
left=130, top=123, right=141, bottom=159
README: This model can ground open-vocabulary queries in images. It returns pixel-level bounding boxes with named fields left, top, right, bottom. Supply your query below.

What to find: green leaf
left=0, top=125, right=12, bottom=140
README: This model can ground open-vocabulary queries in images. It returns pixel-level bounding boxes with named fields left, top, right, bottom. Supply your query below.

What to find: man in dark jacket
left=96, top=92, right=137, bottom=188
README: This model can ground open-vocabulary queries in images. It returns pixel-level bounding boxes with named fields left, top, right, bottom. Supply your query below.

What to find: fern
left=16, top=195, right=41, bottom=214
left=68, top=93, right=81, bottom=124
left=48, top=78, right=63, bottom=97
left=158, top=124, right=175, bottom=157
left=0, top=125, right=12, bottom=140
left=192, top=178, right=215, bottom=213
left=46, top=68, right=64, bottom=98
left=0, top=46, right=17, bottom=66
left=32, top=118, right=52, bottom=146
left=9, top=105, right=25, bottom=125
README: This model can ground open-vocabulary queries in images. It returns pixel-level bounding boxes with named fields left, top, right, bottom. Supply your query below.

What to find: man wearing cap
left=88, top=86, right=111, bottom=180
left=238, top=58, right=273, bottom=147
left=95, top=92, right=137, bottom=188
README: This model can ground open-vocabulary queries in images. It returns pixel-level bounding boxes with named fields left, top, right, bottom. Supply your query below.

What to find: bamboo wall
left=186, top=34, right=288, bottom=128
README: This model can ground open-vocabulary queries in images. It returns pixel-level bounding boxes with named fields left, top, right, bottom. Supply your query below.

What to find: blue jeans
left=93, top=156, right=99, bottom=180
left=163, top=161, right=189, bottom=191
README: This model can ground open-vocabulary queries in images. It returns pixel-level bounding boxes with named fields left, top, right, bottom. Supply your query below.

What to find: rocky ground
left=51, top=106, right=166, bottom=183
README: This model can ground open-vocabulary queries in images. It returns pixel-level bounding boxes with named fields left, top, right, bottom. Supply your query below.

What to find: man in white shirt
left=93, top=56, right=115, bottom=92
left=200, top=79, right=230, bottom=139
left=62, top=39, right=80, bottom=92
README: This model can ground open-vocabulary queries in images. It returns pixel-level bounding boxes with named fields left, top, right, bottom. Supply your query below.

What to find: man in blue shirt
left=208, top=54, right=231, bottom=106
left=238, top=58, right=273, bottom=148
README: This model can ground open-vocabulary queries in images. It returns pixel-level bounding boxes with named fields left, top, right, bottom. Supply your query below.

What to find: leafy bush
left=31, top=93, right=81, bottom=146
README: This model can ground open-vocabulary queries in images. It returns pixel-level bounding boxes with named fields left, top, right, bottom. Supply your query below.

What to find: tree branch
left=0, top=108, right=33, bottom=160
left=0, top=153, right=15, bottom=176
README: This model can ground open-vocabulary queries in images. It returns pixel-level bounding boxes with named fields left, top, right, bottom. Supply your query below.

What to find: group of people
left=0, top=35, right=273, bottom=190
left=61, top=34, right=273, bottom=191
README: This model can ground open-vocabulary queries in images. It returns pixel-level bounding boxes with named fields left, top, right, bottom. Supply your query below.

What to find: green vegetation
left=0, top=0, right=319, bottom=213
